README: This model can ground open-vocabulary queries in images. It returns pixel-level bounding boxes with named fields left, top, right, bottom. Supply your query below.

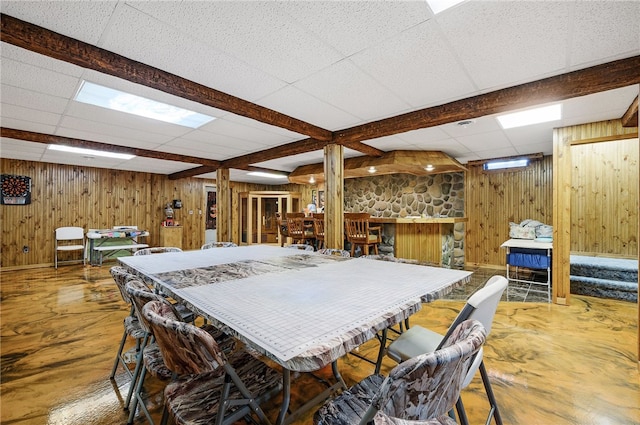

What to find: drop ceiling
left=1, top=1, right=638, bottom=184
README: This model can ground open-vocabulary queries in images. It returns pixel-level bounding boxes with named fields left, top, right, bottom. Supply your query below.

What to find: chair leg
left=125, top=334, right=150, bottom=409
left=455, top=397, right=470, bottom=425
left=111, top=328, right=130, bottom=379
left=479, top=360, right=503, bottom=425
left=128, top=366, right=155, bottom=425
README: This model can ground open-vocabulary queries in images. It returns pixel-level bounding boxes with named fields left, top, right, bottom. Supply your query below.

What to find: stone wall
left=344, top=173, right=465, bottom=218
left=344, top=173, right=465, bottom=267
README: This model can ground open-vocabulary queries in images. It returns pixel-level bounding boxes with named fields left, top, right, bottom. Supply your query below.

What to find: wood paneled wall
left=465, top=156, right=553, bottom=268
left=570, top=137, right=638, bottom=257
left=0, top=158, right=311, bottom=269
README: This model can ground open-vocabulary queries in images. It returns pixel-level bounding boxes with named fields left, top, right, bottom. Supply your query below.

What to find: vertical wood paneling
left=570, top=137, right=638, bottom=257
left=0, top=159, right=311, bottom=268
left=465, top=156, right=553, bottom=268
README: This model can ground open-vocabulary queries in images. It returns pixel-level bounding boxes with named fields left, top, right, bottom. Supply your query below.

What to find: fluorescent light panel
left=246, top=171, right=288, bottom=179
left=427, top=0, right=465, bottom=14
left=483, top=159, right=529, bottom=171
left=75, top=81, right=215, bottom=128
left=48, top=144, right=135, bottom=160
left=497, top=104, right=562, bottom=129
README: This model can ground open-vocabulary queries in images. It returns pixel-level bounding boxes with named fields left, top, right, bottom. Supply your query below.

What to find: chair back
left=286, top=217, right=307, bottom=238
left=125, top=279, right=168, bottom=333
left=55, top=226, right=84, bottom=241
left=437, top=275, right=507, bottom=350
left=367, top=320, right=486, bottom=423
left=345, top=214, right=378, bottom=241
left=134, top=247, right=182, bottom=256
left=143, top=300, right=227, bottom=377
left=110, top=266, right=138, bottom=304
left=313, top=216, right=325, bottom=238
left=201, top=241, right=237, bottom=249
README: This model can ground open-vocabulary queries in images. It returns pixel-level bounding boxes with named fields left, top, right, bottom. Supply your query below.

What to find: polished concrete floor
left=1, top=262, right=638, bottom=425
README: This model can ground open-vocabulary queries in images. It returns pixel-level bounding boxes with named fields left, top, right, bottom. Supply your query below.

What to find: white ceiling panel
left=350, top=20, right=477, bottom=108
left=438, top=1, right=571, bottom=90
left=282, top=0, right=431, bottom=57
left=569, top=1, right=640, bottom=66
left=256, top=85, right=362, bottom=131
left=0, top=1, right=637, bottom=184
left=1, top=84, right=70, bottom=114
left=294, top=59, right=411, bottom=122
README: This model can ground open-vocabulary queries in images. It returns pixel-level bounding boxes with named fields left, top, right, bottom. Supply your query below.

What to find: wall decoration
left=312, top=190, right=325, bottom=211
left=1, top=174, right=32, bottom=205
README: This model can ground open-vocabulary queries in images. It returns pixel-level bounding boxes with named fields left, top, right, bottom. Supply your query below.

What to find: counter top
left=370, top=217, right=467, bottom=224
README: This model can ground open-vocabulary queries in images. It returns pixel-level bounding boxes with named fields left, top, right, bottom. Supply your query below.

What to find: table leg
left=277, top=361, right=348, bottom=425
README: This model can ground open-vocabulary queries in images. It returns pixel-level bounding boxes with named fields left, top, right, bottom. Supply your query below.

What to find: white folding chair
left=54, top=226, right=85, bottom=268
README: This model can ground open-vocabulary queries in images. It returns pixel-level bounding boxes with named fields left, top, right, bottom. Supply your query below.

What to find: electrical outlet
left=189, top=210, right=194, bottom=215
left=22, top=245, right=29, bottom=253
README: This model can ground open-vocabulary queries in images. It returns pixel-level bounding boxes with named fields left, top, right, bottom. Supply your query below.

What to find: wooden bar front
left=370, top=217, right=467, bottom=267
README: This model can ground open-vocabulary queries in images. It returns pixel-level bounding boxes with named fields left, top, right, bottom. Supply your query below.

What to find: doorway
left=239, top=191, right=301, bottom=245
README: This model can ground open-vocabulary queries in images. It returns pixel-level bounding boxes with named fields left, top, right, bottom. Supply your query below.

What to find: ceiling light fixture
left=424, top=164, right=435, bottom=172
left=457, top=119, right=475, bottom=127
left=74, top=81, right=215, bottom=128
left=496, top=104, right=562, bottom=129
left=309, top=175, right=316, bottom=184
left=246, top=171, right=288, bottom=179
left=48, top=145, right=135, bottom=160
left=368, top=166, right=377, bottom=174
left=483, top=158, right=529, bottom=171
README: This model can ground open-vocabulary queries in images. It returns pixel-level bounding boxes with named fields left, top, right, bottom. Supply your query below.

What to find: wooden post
left=216, top=168, right=231, bottom=243
left=552, top=131, right=572, bottom=305
left=324, top=144, right=344, bottom=250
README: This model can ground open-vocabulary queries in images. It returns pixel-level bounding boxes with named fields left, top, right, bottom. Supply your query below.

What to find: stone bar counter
left=369, top=217, right=467, bottom=268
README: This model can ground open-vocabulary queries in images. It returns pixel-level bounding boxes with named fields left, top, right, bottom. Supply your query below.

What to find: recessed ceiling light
left=74, top=81, right=215, bottom=128
left=309, top=175, right=316, bottom=184
left=496, top=104, right=562, bottom=129
left=48, top=144, right=135, bottom=160
left=424, top=164, right=435, bottom=172
left=246, top=171, right=288, bottom=179
left=368, top=166, right=377, bottom=174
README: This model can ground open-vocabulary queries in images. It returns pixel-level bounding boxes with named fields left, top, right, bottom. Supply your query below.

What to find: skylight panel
left=426, top=0, right=466, bottom=15
left=497, top=104, right=562, bottom=129
left=74, top=81, right=215, bottom=128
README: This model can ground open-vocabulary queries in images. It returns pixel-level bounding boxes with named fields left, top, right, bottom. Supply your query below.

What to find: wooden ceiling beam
left=1, top=128, right=222, bottom=167
left=221, top=138, right=330, bottom=169
left=335, top=56, right=640, bottom=144
left=0, top=13, right=333, bottom=142
left=621, top=95, right=639, bottom=128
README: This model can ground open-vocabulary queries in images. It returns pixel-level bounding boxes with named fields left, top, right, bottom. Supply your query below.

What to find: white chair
left=54, top=226, right=86, bottom=268
left=386, top=275, right=508, bottom=425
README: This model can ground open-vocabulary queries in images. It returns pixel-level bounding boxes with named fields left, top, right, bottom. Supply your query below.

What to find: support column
left=324, top=144, right=344, bottom=250
left=552, top=130, right=571, bottom=305
left=216, top=168, right=231, bottom=243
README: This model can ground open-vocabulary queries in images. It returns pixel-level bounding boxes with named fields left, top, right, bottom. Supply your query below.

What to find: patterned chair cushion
left=314, top=320, right=486, bottom=425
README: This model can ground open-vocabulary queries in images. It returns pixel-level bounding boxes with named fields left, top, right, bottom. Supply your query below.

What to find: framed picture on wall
left=312, top=190, right=325, bottom=210
left=1, top=174, right=31, bottom=205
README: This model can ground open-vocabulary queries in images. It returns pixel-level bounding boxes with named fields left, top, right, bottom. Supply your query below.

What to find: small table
left=87, top=228, right=149, bottom=265
left=119, top=245, right=471, bottom=424
left=501, top=238, right=552, bottom=302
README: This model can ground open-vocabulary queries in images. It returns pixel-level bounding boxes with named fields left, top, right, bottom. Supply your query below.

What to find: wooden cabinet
left=159, top=226, right=183, bottom=249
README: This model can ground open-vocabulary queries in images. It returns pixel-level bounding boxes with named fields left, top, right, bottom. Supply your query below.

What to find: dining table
left=118, top=245, right=472, bottom=424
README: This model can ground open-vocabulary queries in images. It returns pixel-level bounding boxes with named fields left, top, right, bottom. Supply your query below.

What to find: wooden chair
left=312, top=213, right=325, bottom=250
left=344, top=213, right=381, bottom=257
left=286, top=216, right=315, bottom=246
left=276, top=212, right=305, bottom=247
